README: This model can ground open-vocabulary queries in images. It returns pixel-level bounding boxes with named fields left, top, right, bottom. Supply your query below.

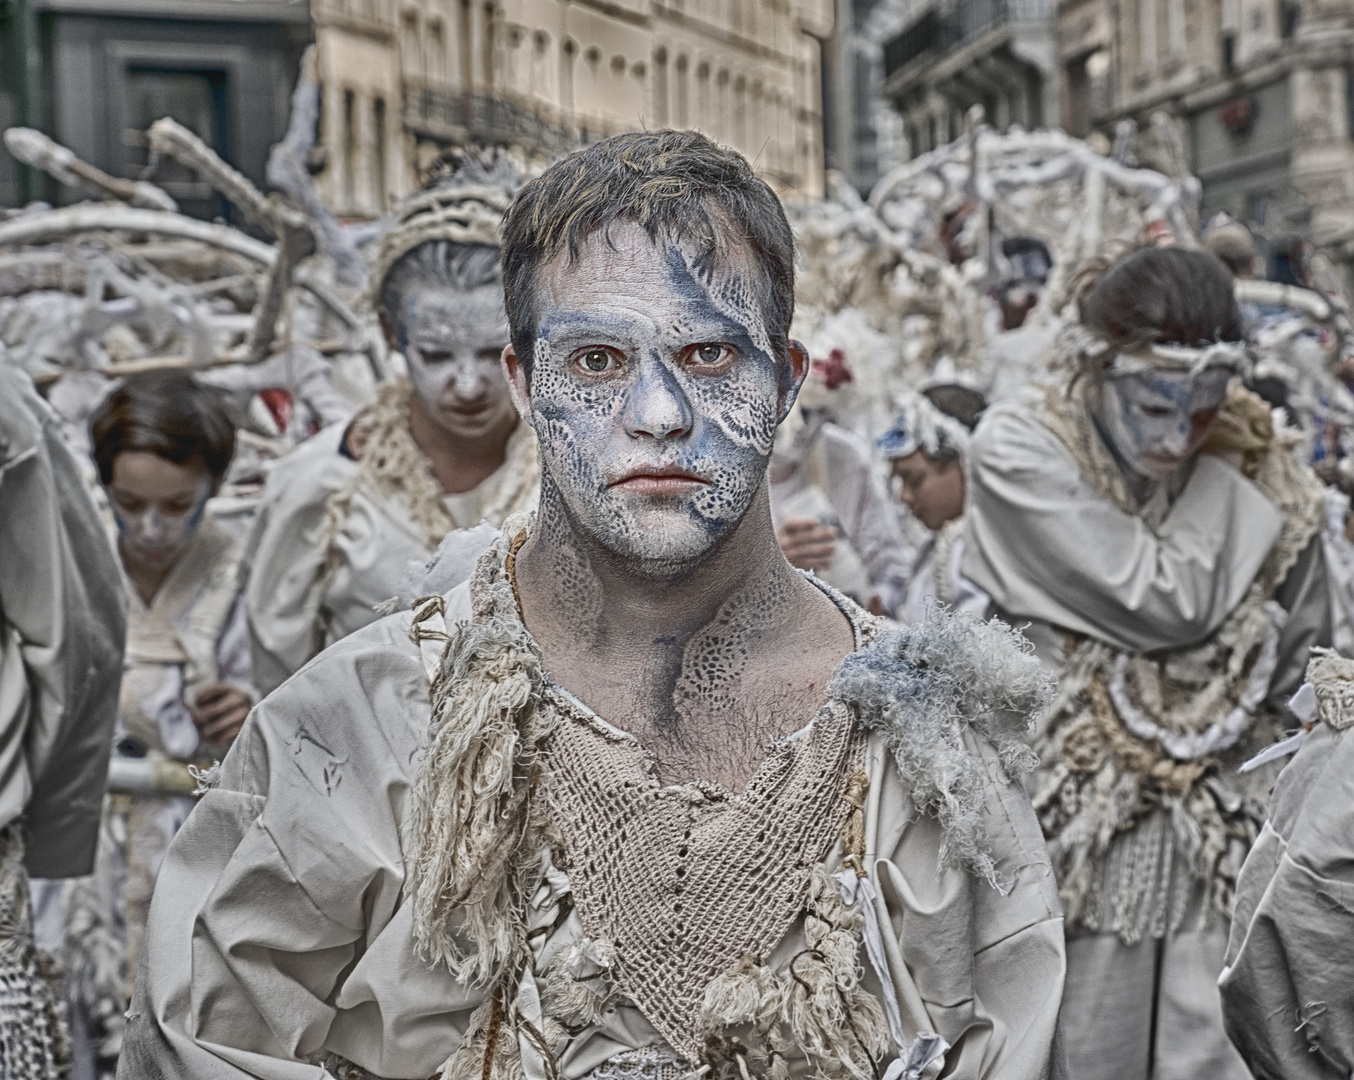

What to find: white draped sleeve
left=963, top=402, right=1283, bottom=653
left=0, top=364, right=126, bottom=878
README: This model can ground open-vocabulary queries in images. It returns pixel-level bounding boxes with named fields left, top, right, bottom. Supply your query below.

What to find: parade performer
left=121, top=132, right=1066, bottom=1080
left=0, top=361, right=126, bottom=1078
left=769, top=349, right=911, bottom=614
left=963, top=246, right=1333, bottom=1080
left=243, top=152, right=539, bottom=694
left=879, top=386, right=989, bottom=625
left=98, top=371, right=254, bottom=983
left=1219, top=648, right=1354, bottom=1079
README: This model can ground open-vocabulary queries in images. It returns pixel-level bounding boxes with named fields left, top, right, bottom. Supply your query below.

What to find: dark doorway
left=123, top=66, right=230, bottom=220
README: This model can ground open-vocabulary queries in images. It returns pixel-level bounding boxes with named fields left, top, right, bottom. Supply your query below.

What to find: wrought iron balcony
left=402, top=83, right=581, bottom=154
left=883, top=0, right=1053, bottom=79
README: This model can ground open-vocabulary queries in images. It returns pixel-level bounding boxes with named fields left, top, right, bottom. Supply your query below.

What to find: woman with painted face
left=242, top=153, right=539, bottom=695
left=41, top=371, right=254, bottom=1050
left=963, top=245, right=1334, bottom=1080
left=879, top=385, right=990, bottom=625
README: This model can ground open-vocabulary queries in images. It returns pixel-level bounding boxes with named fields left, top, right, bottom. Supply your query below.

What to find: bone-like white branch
left=267, top=45, right=367, bottom=288
left=1235, top=279, right=1335, bottom=322
left=147, top=117, right=273, bottom=228
left=4, top=127, right=177, bottom=212
left=0, top=203, right=276, bottom=264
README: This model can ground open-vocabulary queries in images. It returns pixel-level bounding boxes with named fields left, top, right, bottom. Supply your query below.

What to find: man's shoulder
left=243, top=604, right=441, bottom=786
left=835, top=607, right=1053, bottom=882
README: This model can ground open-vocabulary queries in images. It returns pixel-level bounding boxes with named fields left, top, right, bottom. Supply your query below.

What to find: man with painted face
left=963, top=246, right=1334, bottom=1080
left=121, top=132, right=1067, bottom=1080
left=242, top=151, right=539, bottom=695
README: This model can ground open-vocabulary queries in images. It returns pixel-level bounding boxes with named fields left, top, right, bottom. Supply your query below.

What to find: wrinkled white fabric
left=121, top=583, right=1066, bottom=1080
left=770, top=422, right=912, bottom=615
left=1220, top=721, right=1354, bottom=1079
left=897, top=529, right=989, bottom=627
left=243, top=421, right=534, bottom=695
left=0, top=363, right=125, bottom=879
left=963, top=401, right=1284, bottom=659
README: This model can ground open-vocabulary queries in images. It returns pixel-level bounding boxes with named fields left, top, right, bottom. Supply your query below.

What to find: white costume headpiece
left=878, top=391, right=973, bottom=461
left=1054, top=323, right=1250, bottom=378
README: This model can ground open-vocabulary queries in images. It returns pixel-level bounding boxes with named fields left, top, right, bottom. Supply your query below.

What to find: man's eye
left=578, top=349, right=615, bottom=373
left=691, top=343, right=728, bottom=365
left=1139, top=405, right=1174, bottom=418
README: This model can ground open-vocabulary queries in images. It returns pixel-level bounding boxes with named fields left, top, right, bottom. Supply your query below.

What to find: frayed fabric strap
left=833, top=869, right=948, bottom=1080
left=410, top=594, right=452, bottom=684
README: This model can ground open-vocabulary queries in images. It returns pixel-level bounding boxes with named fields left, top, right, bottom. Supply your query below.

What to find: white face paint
left=397, top=284, right=516, bottom=440
left=522, top=223, right=801, bottom=566
left=107, top=451, right=213, bottom=570
left=1095, top=367, right=1233, bottom=479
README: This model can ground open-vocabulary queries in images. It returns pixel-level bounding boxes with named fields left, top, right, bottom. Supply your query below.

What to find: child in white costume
left=244, top=154, right=539, bottom=695
left=878, top=386, right=990, bottom=625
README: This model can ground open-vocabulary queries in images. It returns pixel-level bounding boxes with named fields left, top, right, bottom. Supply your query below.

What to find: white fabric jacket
left=0, top=363, right=126, bottom=878
left=120, top=582, right=1066, bottom=1080
left=1220, top=718, right=1354, bottom=1078
left=244, top=421, right=536, bottom=695
left=962, top=401, right=1329, bottom=702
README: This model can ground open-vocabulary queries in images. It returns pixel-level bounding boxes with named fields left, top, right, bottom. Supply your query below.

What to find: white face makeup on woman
left=508, top=222, right=805, bottom=569
left=1093, top=366, right=1233, bottom=480
left=107, top=450, right=212, bottom=573
left=394, top=284, right=517, bottom=442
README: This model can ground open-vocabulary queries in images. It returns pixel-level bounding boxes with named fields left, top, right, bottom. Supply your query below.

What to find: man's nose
left=624, top=358, right=693, bottom=440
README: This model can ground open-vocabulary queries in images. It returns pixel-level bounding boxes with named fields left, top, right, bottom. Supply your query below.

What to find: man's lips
left=608, top=467, right=709, bottom=495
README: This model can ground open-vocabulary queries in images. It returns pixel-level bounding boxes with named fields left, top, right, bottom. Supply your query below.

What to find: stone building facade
left=1058, top=0, right=1354, bottom=253
left=874, top=0, right=1058, bottom=159
left=312, top=0, right=834, bottom=217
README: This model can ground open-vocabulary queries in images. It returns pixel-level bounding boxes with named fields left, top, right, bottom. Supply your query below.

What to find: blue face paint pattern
left=1098, top=367, right=1232, bottom=480
left=525, top=226, right=793, bottom=567
left=109, top=479, right=211, bottom=566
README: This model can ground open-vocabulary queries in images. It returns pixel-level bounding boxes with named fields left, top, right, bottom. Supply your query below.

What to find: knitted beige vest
left=543, top=686, right=867, bottom=1060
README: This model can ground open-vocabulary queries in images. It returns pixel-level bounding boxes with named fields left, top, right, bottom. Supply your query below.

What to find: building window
left=459, top=0, right=474, bottom=89
left=561, top=39, right=576, bottom=110
left=403, top=10, right=421, bottom=73
left=1139, top=0, right=1158, bottom=72
left=429, top=20, right=446, bottom=83
left=654, top=47, right=669, bottom=126
left=482, top=4, right=497, bottom=94
left=675, top=55, right=689, bottom=127
left=373, top=96, right=387, bottom=211
left=343, top=88, right=357, bottom=208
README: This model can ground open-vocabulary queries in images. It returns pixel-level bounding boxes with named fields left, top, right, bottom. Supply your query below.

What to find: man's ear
left=779, top=340, right=811, bottom=422
left=378, top=308, right=399, bottom=353
left=502, top=344, right=534, bottom=426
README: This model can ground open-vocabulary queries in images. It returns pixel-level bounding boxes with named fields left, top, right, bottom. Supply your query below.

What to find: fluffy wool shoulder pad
left=829, top=605, right=1054, bottom=887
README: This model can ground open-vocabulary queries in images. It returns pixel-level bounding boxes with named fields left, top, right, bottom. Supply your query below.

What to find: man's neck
left=407, top=395, right=517, bottom=496
left=512, top=478, right=855, bottom=767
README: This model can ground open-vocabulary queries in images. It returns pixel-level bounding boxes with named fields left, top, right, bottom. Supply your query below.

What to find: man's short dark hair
left=501, top=130, right=795, bottom=374
left=91, top=370, right=236, bottom=485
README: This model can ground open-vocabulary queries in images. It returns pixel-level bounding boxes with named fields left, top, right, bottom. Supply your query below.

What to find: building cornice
left=1098, top=31, right=1354, bottom=120
left=649, top=1, right=798, bottom=61
left=33, top=0, right=311, bottom=22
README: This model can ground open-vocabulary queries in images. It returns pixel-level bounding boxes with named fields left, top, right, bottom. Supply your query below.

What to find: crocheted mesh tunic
left=543, top=690, right=868, bottom=1060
